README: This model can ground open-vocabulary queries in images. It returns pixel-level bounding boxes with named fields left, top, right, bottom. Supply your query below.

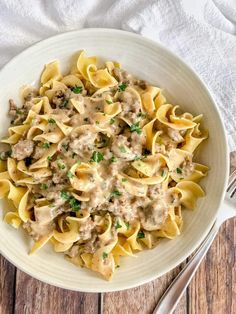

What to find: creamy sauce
left=5, top=67, right=195, bottom=253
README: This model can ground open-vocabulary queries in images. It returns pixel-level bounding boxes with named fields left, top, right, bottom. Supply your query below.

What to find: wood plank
left=103, top=261, right=188, bottom=314
left=188, top=152, right=236, bottom=314
left=0, top=255, right=16, bottom=314
left=188, top=218, right=236, bottom=314
left=14, top=269, right=98, bottom=314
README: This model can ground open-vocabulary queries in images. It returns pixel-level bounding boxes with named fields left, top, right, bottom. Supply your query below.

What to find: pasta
left=0, top=50, right=209, bottom=280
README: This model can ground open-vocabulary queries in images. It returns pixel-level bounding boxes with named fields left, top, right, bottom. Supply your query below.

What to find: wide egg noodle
left=0, top=51, right=209, bottom=281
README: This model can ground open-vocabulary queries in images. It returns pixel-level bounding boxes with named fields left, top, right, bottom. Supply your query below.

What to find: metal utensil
left=153, top=170, right=236, bottom=314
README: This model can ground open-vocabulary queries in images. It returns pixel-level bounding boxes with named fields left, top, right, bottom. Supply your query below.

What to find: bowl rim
left=0, top=28, right=229, bottom=292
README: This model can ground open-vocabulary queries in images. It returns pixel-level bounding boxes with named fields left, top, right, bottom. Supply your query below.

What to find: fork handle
left=153, top=222, right=219, bottom=314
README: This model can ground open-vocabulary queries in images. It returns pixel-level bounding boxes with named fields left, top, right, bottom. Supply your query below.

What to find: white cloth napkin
left=0, top=0, right=235, bottom=151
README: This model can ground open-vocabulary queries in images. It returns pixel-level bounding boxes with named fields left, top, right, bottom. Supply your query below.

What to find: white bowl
left=0, top=29, right=229, bottom=292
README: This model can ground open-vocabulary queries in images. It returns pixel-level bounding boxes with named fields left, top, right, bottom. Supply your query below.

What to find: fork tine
left=230, top=187, right=236, bottom=198
left=226, top=169, right=236, bottom=192
left=227, top=182, right=236, bottom=197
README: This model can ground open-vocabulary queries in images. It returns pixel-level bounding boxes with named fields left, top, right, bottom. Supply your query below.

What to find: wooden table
left=1, top=153, right=236, bottom=314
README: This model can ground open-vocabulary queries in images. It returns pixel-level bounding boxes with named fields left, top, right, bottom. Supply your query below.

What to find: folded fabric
left=0, top=0, right=235, bottom=150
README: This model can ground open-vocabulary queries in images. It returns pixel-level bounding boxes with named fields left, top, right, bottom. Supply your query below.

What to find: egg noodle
left=0, top=51, right=208, bottom=280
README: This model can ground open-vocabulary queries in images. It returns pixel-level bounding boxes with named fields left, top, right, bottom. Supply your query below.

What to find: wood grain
left=103, top=262, right=188, bottom=314
left=0, top=151, right=235, bottom=314
left=0, top=255, right=16, bottom=314
left=14, top=270, right=98, bottom=314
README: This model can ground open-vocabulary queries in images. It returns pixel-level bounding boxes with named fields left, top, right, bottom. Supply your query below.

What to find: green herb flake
left=40, top=183, right=48, bottom=190
left=90, top=151, right=104, bottom=163
left=95, top=121, right=100, bottom=125
left=42, top=142, right=50, bottom=149
left=130, top=122, right=142, bottom=135
left=48, top=118, right=56, bottom=124
left=72, top=152, right=76, bottom=159
left=106, top=100, right=113, bottom=105
left=134, top=156, right=141, bottom=161
left=62, top=143, right=69, bottom=151
left=115, top=221, right=122, bottom=230
left=137, top=230, right=145, bottom=239
left=125, top=222, right=130, bottom=230
left=161, top=170, right=165, bottom=177
left=110, top=190, right=122, bottom=198
left=137, top=112, right=146, bottom=119
left=116, top=265, right=120, bottom=268
left=72, top=86, right=83, bottom=94
left=77, top=160, right=81, bottom=165
left=176, top=167, right=182, bottom=174
left=57, top=162, right=65, bottom=170
left=118, top=83, right=128, bottom=92
left=110, top=156, right=118, bottom=163
left=67, top=171, right=74, bottom=179
left=60, top=191, right=71, bottom=200
left=47, top=156, right=52, bottom=161
left=69, top=197, right=81, bottom=211
left=60, top=100, right=68, bottom=108
left=119, top=146, right=126, bottom=153
left=16, top=108, right=23, bottom=115
left=122, top=178, right=127, bottom=182
left=109, top=118, right=115, bottom=125
left=102, top=252, right=108, bottom=260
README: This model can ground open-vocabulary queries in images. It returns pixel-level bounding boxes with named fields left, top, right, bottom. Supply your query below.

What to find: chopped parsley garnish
left=115, top=221, right=122, bottom=229
left=110, top=190, right=122, bottom=198
left=90, top=151, right=104, bottom=163
left=161, top=170, right=165, bottom=177
left=69, top=197, right=81, bottom=211
left=102, top=252, right=108, bottom=260
left=47, top=156, right=52, bottom=161
left=59, top=100, right=68, bottom=108
left=42, top=142, right=50, bottom=149
left=40, top=183, right=48, bottom=190
left=62, top=143, right=69, bottom=151
left=110, top=156, right=118, bottom=163
left=48, top=118, right=56, bottom=124
left=134, top=156, right=141, bottom=161
left=137, top=230, right=145, bottom=239
left=106, top=100, right=113, bottom=105
left=95, top=121, right=100, bottom=125
left=67, top=171, right=74, bottom=179
left=72, top=86, right=83, bottom=94
left=57, top=162, right=65, bottom=170
left=77, top=160, right=81, bottom=165
left=110, top=118, right=115, bottom=125
left=16, top=109, right=22, bottom=115
left=61, top=191, right=71, bottom=200
left=130, top=122, right=142, bottom=135
left=60, top=192, right=81, bottom=211
left=119, top=146, right=126, bottom=153
left=122, top=178, right=127, bottom=182
left=125, top=222, right=130, bottom=230
left=118, top=83, right=128, bottom=92
left=137, top=112, right=146, bottom=119
left=176, top=167, right=182, bottom=174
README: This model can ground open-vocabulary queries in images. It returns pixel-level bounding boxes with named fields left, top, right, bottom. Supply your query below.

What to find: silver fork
left=153, top=170, right=236, bottom=314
